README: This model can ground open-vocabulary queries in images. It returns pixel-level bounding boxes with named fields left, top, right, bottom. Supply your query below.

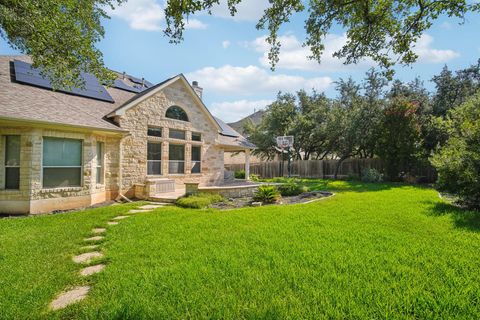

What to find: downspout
left=116, top=131, right=132, bottom=203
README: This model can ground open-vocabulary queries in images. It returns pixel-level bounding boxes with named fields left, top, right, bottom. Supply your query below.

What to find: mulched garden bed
left=209, top=191, right=333, bottom=210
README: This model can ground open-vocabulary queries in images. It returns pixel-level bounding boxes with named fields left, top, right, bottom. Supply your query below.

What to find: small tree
left=431, top=93, right=480, bottom=210
left=377, top=98, right=422, bottom=181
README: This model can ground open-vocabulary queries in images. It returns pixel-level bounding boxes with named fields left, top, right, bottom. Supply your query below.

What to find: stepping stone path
left=72, top=251, right=103, bottom=264
left=50, top=286, right=90, bottom=311
left=139, top=204, right=164, bottom=210
left=84, top=236, right=104, bottom=242
left=81, top=245, right=99, bottom=250
left=80, top=264, right=105, bottom=276
left=113, top=215, right=129, bottom=220
left=128, top=209, right=151, bottom=214
left=50, top=204, right=166, bottom=312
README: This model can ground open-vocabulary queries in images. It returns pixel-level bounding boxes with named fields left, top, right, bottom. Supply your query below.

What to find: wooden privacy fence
left=225, top=158, right=437, bottom=182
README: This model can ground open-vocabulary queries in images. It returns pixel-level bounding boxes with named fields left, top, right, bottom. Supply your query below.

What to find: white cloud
left=210, top=0, right=269, bottom=21
left=108, top=0, right=164, bottom=31
left=210, top=99, right=273, bottom=122
left=247, top=34, right=373, bottom=72
left=186, top=65, right=332, bottom=96
left=247, top=33, right=459, bottom=72
left=185, top=18, right=208, bottom=30
left=222, top=40, right=231, bottom=49
left=414, top=34, right=460, bottom=63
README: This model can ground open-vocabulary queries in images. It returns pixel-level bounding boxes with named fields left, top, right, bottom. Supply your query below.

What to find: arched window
left=165, top=106, right=189, bottom=122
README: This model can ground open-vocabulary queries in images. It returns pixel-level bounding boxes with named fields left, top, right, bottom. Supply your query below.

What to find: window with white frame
left=191, top=146, right=201, bottom=173
left=147, top=142, right=162, bottom=175
left=96, top=142, right=104, bottom=184
left=4, top=135, right=20, bottom=189
left=42, top=137, right=82, bottom=188
left=169, top=144, right=185, bottom=174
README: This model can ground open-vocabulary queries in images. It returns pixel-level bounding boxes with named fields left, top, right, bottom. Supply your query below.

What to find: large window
left=169, top=144, right=185, bottom=174
left=4, top=135, right=20, bottom=189
left=42, top=137, right=82, bottom=188
left=147, top=142, right=162, bottom=175
left=191, top=146, right=201, bottom=174
left=165, top=106, right=189, bottom=122
left=96, top=142, right=104, bottom=184
left=169, top=129, right=186, bottom=140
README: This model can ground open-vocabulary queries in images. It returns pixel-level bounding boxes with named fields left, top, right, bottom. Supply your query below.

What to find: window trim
left=147, top=141, right=162, bottom=176
left=191, top=145, right=201, bottom=174
left=41, top=137, right=83, bottom=189
left=4, top=135, right=21, bottom=190
left=165, top=105, right=189, bottom=122
left=147, top=126, right=163, bottom=138
left=191, top=132, right=202, bottom=142
left=168, top=143, right=185, bottom=175
left=169, top=129, right=186, bottom=140
left=96, top=142, right=105, bottom=185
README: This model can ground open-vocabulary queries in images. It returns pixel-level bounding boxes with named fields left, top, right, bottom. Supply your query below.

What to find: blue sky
left=1, top=0, right=480, bottom=122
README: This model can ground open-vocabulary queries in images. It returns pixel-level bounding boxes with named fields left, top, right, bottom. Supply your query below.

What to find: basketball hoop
left=276, top=136, right=294, bottom=149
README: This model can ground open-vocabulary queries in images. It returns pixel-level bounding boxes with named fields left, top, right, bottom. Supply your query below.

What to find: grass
left=0, top=180, right=479, bottom=319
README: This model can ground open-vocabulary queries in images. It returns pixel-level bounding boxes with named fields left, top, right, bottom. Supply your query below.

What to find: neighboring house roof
left=0, top=55, right=255, bottom=149
left=228, top=109, right=265, bottom=136
left=215, top=117, right=256, bottom=149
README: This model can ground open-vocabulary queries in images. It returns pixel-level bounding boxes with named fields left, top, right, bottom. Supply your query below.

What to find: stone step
left=50, top=286, right=90, bottom=310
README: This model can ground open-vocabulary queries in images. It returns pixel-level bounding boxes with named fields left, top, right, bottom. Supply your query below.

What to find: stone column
left=162, top=141, right=169, bottom=175
left=245, top=149, right=251, bottom=180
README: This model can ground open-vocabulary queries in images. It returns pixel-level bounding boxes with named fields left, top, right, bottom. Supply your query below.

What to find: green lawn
left=1, top=180, right=479, bottom=319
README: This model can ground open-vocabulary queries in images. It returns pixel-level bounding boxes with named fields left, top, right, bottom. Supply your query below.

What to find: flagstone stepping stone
left=107, top=221, right=119, bottom=226
left=84, top=236, right=104, bottom=241
left=113, top=215, right=129, bottom=220
left=80, top=245, right=99, bottom=250
left=128, top=209, right=151, bottom=214
left=80, top=264, right=105, bottom=276
left=50, top=286, right=90, bottom=311
left=72, top=251, right=103, bottom=264
left=92, top=228, right=106, bottom=234
left=139, top=204, right=164, bottom=210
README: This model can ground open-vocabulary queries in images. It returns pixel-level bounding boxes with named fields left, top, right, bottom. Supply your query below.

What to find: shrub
left=176, top=193, right=224, bottom=209
left=361, top=168, right=384, bottom=183
left=234, top=170, right=245, bottom=179
left=278, top=182, right=306, bottom=196
left=431, top=93, right=480, bottom=210
left=253, top=185, right=281, bottom=204
left=250, top=174, right=261, bottom=181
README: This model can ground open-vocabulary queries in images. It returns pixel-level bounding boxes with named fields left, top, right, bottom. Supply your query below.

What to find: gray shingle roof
left=0, top=56, right=134, bottom=132
left=0, top=55, right=255, bottom=149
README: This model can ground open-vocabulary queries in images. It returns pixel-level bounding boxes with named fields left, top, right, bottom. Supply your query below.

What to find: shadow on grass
left=425, top=201, right=480, bottom=232
left=265, top=178, right=411, bottom=193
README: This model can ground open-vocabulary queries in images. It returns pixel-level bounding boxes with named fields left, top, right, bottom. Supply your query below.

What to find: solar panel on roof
left=113, top=79, right=142, bottom=93
left=214, top=116, right=240, bottom=137
left=128, top=75, right=153, bottom=88
left=13, top=60, right=114, bottom=103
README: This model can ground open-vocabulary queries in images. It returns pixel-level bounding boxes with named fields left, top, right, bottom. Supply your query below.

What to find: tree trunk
left=334, top=156, right=349, bottom=179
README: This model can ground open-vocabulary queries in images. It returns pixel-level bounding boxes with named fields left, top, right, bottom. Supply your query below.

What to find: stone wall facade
left=0, top=125, right=121, bottom=214
left=116, top=79, right=225, bottom=197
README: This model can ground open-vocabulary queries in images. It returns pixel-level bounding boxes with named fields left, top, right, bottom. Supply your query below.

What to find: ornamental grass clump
left=253, top=185, right=281, bottom=204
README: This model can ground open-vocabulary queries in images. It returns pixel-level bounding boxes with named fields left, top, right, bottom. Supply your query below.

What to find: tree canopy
left=165, top=0, right=480, bottom=76
left=2, top=0, right=479, bottom=84
left=0, top=0, right=122, bottom=88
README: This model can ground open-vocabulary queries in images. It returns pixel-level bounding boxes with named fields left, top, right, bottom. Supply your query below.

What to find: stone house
left=0, top=56, right=255, bottom=214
